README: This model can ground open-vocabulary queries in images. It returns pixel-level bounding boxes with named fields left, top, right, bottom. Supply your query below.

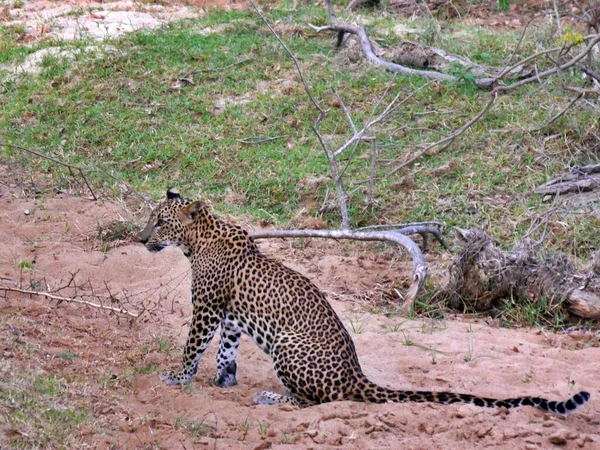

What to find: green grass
left=1, top=5, right=598, bottom=255
left=0, top=367, right=91, bottom=449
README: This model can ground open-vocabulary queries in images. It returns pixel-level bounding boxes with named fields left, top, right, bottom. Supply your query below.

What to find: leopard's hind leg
left=212, top=315, right=241, bottom=388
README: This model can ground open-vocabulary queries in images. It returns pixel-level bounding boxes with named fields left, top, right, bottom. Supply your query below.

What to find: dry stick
left=383, top=91, right=499, bottom=180
left=312, top=114, right=351, bottom=229
left=308, top=22, right=487, bottom=85
left=2, top=140, right=152, bottom=207
left=553, top=0, right=564, bottom=38
left=367, top=139, right=377, bottom=203
left=496, top=34, right=600, bottom=93
left=531, top=92, right=584, bottom=132
left=382, top=34, right=600, bottom=179
left=248, top=0, right=324, bottom=114
left=564, top=85, right=600, bottom=95
left=2, top=141, right=97, bottom=200
left=505, top=13, right=549, bottom=65
left=0, top=286, right=140, bottom=318
left=578, top=63, right=600, bottom=81
left=252, top=229, right=427, bottom=314
left=236, top=135, right=287, bottom=144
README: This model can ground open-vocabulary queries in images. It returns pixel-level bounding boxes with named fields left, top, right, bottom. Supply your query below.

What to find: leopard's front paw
left=212, top=362, right=238, bottom=388
left=212, top=372, right=238, bottom=388
left=159, top=371, right=190, bottom=386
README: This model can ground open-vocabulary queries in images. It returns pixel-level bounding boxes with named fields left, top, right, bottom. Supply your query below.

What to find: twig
left=564, top=85, right=600, bottom=95
left=553, top=0, right=563, bottom=38
left=578, top=63, right=600, bottom=81
left=531, top=93, right=584, bottom=132
left=252, top=228, right=428, bottom=314
left=312, top=114, right=351, bottom=229
left=2, top=140, right=151, bottom=207
left=236, top=135, right=287, bottom=144
left=309, top=22, right=499, bottom=87
left=496, top=34, right=600, bottom=93
left=248, top=0, right=324, bottom=114
left=196, top=57, right=251, bottom=73
left=383, top=90, right=499, bottom=180
left=0, top=286, right=140, bottom=318
left=367, top=139, right=377, bottom=203
left=2, top=141, right=97, bottom=200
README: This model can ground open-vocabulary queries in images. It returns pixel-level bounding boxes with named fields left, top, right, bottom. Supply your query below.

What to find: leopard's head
left=139, top=187, right=192, bottom=253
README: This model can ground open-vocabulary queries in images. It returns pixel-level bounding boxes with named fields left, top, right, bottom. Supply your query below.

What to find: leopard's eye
left=155, top=219, right=165, bottom=227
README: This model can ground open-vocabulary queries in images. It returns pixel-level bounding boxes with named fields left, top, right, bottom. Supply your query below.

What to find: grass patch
left=0, top=364, right=92, bottom=449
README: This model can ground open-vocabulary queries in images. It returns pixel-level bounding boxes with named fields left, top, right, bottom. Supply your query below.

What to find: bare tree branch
left=383, top=90, right=499, bottom=180
left=248, top=0, right=324, bottom=114
left=252, top=228, right=428, bottom=314
left=531, top=93, right=584, bottom=132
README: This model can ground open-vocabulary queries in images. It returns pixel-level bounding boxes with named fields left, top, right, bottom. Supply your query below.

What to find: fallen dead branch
left=436, top=228, right=600, bottom=320
left=534, top=163, right=600, bottom=205
left=0, top=268, right=193, bottom=323
left=0, top=286, right=140, bottom=319
left=312, top=0, right=600, bottom=92
left=0, top=140, right=151, bottom=208
left=252, top=227, right=436, bottom=314
left=1, top=141, right=97, bottom=200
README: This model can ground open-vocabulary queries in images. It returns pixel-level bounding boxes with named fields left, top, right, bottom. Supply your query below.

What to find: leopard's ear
left=166, top=187, right=181, bottom=200
left=178, top=200, right=206, bottom=225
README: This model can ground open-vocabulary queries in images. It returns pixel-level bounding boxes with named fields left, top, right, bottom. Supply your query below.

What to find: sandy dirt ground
left=2, top=0, right=246, bottom=42
left=1, top=180, right=600, bottom=449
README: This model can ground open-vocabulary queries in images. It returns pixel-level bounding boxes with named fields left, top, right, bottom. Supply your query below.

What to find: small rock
left=2, top=351, right=13, bottom=358
left=305, top=429, right=318, bottom=438
left=548, top=430, right=568, bottom=445
left=253, top=441, right=272, bottom=450
left=24, top=209, right=30, bottom=215
left=575, top=438, right=585, bottom=448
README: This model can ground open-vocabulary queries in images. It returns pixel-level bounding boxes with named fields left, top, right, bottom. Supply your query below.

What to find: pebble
left=548, top=430, right=568, bottom=445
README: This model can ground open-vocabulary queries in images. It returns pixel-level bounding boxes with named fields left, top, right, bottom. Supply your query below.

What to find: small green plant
left=400, top=330, right=413, bottom=346
left=430, top=350, right=437, bottom=365
left=257, top=420, right=270, bottom=437
left=239, top=416, right=250, bottom=442
left=346, top=314, right=369, bottom=334
left=522, top=373, right=532, bottom=383
left=155, top=336, right=174, bottom=354
left=19, top=260, right=34, bottom=270
left=135, top=364, right=159, bottom=374
left=188, top=418, right=216, bottom=438
left=498, top=0, right=510, bottom=12
left=558, top=27, right=584, bottom=46
left=34, top=376, right=64, bottom=396
left=55, top=350, right=78, bottom=361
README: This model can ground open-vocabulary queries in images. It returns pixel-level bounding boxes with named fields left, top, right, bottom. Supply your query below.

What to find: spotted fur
left=139, top=188, right=590, bottom=414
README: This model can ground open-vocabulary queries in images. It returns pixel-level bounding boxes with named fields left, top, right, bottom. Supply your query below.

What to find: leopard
left=139, top=187, right=590, bottom=414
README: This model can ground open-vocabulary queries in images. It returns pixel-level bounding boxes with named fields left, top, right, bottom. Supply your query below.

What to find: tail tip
left=575, top=391, right=591, bottom=404
left=563, top=391, right=591, bottom=415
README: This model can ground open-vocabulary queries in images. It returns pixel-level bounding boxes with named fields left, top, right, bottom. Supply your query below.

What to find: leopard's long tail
left=353, top=378, right=590, bottom=415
